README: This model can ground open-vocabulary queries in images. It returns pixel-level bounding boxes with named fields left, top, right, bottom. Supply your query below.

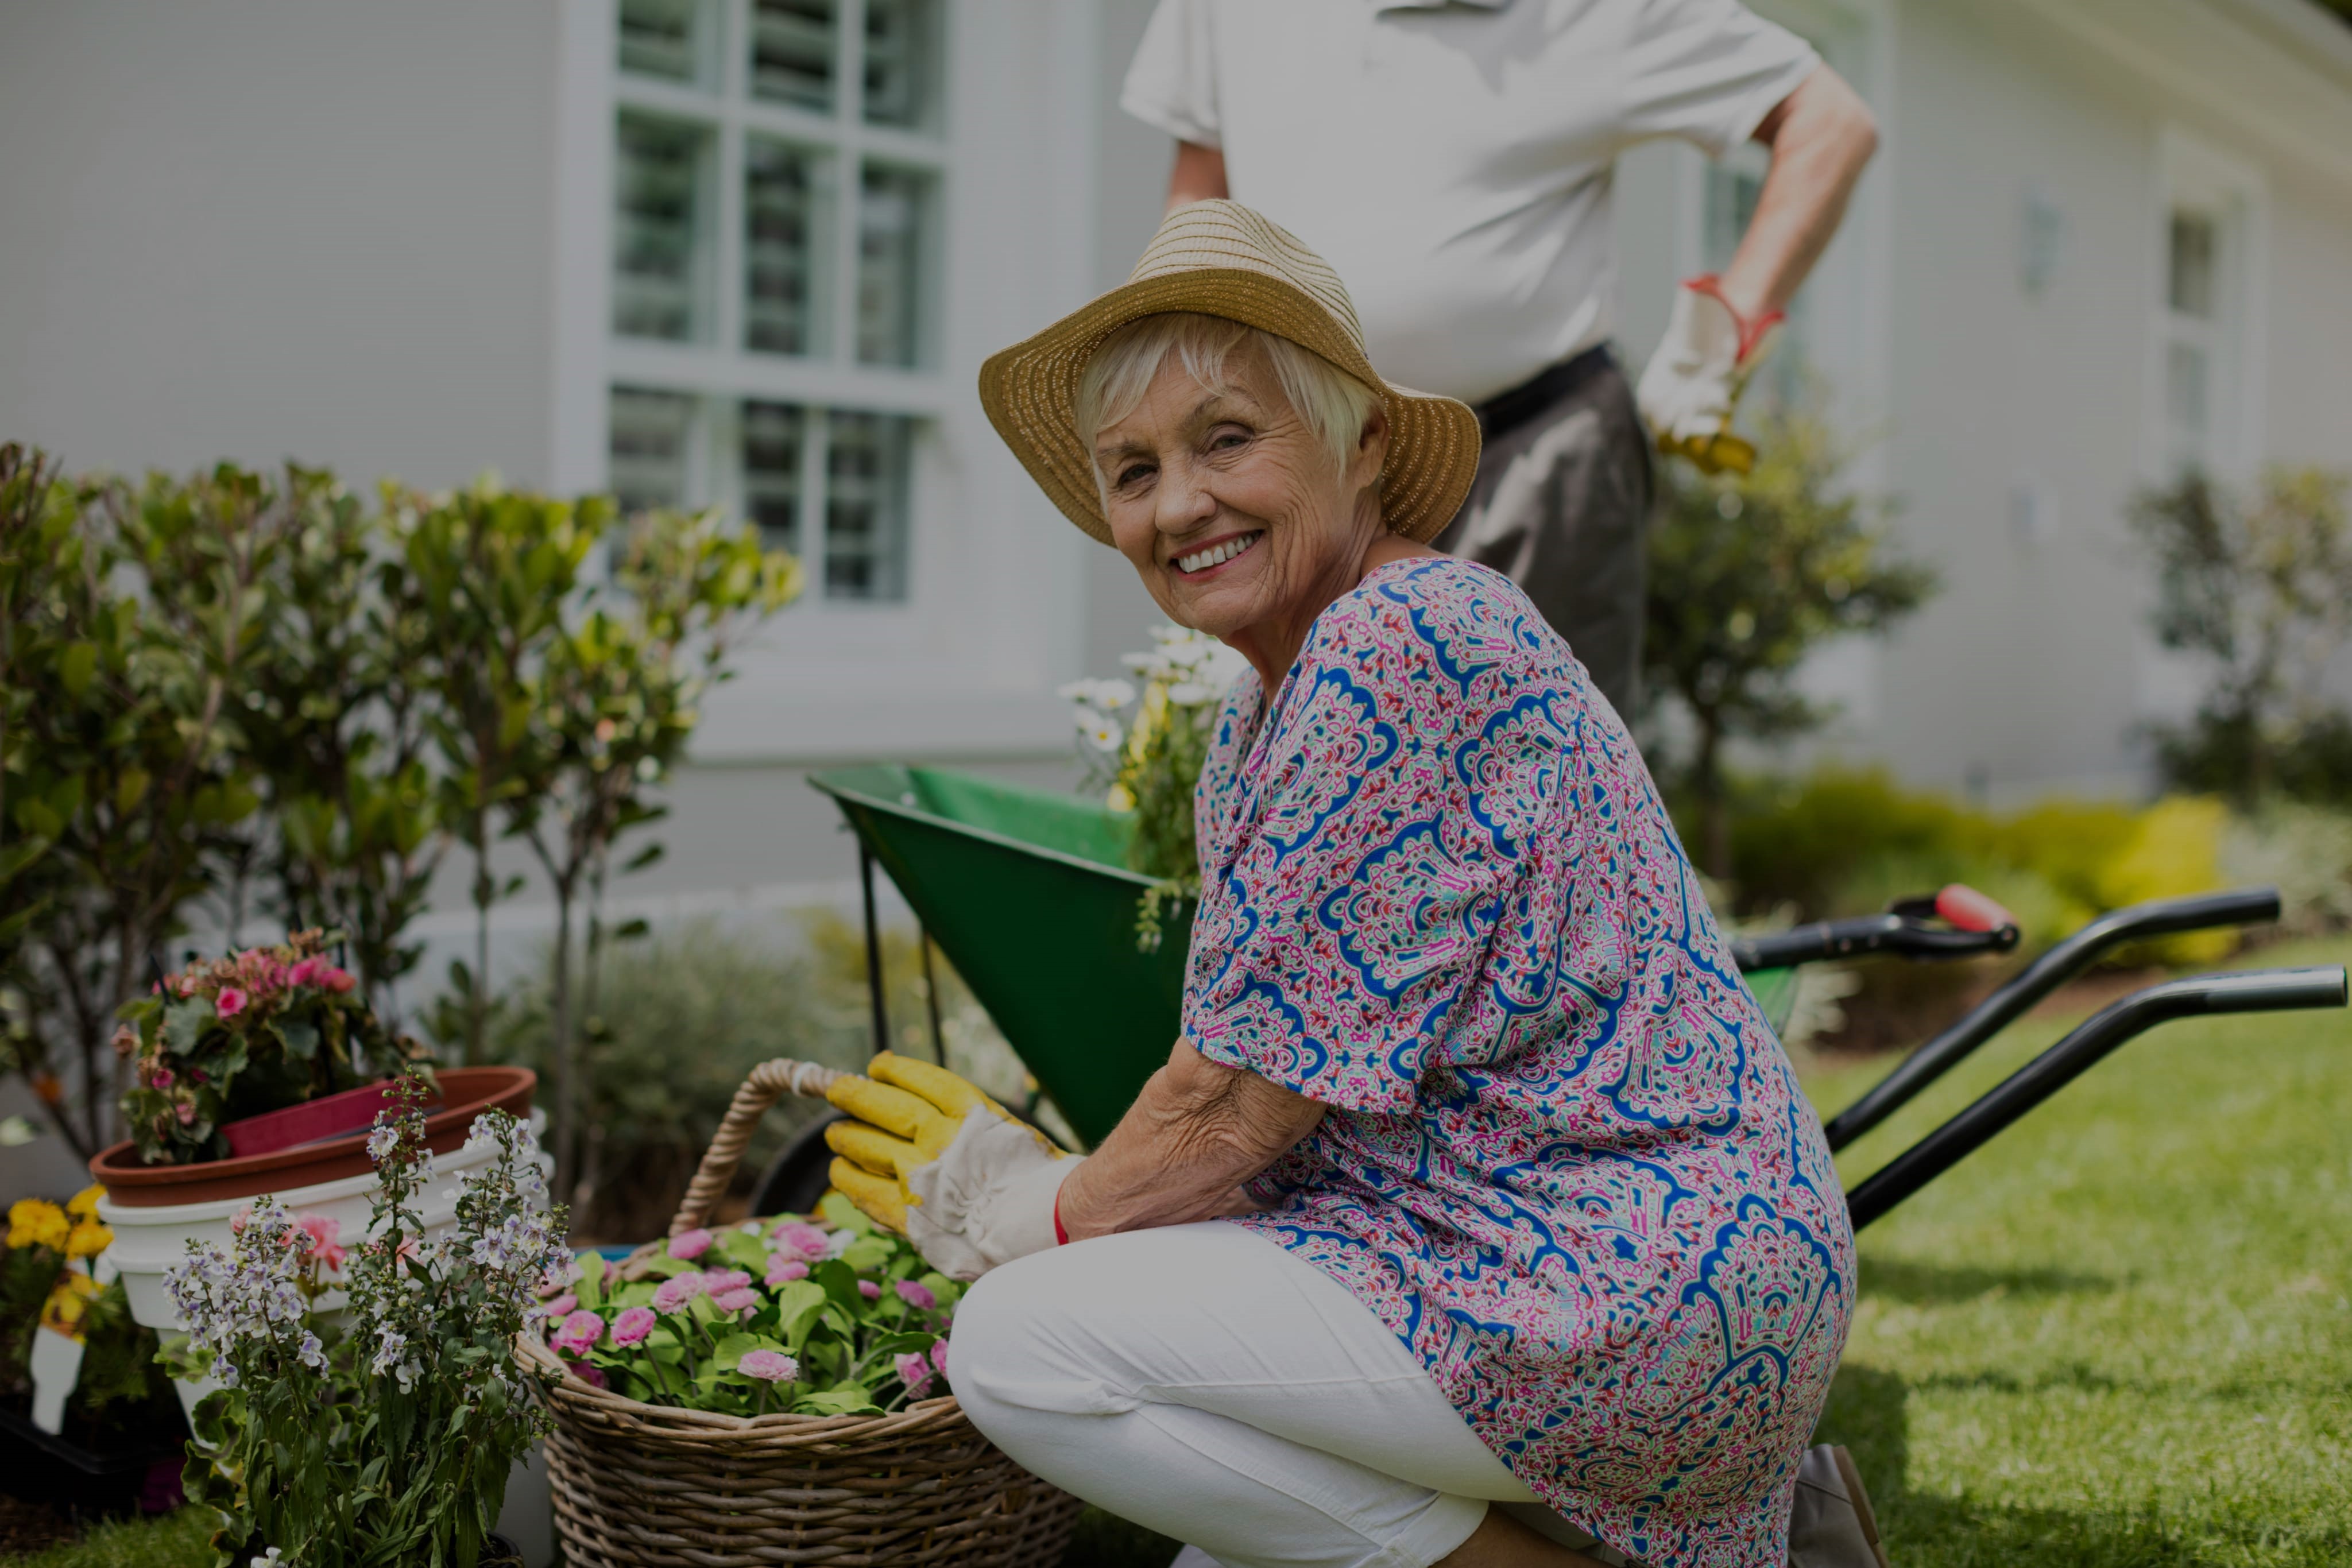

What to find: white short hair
left=1074, top=313, right=1383, bottom=503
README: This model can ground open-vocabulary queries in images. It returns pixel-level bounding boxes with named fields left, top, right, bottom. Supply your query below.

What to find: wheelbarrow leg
left=860, top=842, right=889, bottom=1060
left=919, top=929, right=947, bottom=1066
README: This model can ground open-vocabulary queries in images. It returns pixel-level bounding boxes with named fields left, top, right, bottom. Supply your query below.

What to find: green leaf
left=710, top=1333, right=764, bottom=1375
left=639, top=1251, right=695, bottom=1279
left=840, top=1236, right=894, bottom=1273
left=769, top=1280, right=828, bottom=1349
left=819, top=1191, right=875, bottom=1235
left=58, top=640, right=98, bottom=698
left=576, top=1252, right=607, bottom=1311
left=795, top=1387, right=883, bottom=1417
left=714, top=1228, right=769, bottom=1274
left=278, top=1017, right=320, bottom=1062
left=811, top=1259, right=864, bottom=1316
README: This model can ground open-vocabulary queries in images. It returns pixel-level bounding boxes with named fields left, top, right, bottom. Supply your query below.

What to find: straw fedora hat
left=977, top=201, right=1481, bottom=546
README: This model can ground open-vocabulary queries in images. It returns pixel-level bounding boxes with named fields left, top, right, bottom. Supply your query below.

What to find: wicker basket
left=528, top=1058, right=1085, bottom=1567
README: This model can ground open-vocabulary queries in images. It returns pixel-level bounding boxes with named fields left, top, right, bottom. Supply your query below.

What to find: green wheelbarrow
left=753, top=764, right=2340, bottom=1228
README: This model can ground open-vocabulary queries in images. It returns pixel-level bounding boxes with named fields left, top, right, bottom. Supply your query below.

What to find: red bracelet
left=1052, top=1188, right=1070, bottom=1247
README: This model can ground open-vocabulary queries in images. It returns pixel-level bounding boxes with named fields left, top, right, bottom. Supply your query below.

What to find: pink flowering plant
left=165, top=1074, right=567, bottom=1566
left=116, top=929, right=424, bottom=1166
left=551, top=1193, right=957, bottom=1418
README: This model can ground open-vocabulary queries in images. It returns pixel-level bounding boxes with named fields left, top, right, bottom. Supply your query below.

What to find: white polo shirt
left=1121, top=0, right=1817, bottom=405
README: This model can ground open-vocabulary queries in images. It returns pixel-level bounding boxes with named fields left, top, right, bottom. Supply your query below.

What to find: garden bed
left=9, top=939, right=2345, bottom=1568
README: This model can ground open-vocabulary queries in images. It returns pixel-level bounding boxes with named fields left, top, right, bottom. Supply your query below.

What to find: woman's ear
left=1353, top=405, right=1391, bottom=488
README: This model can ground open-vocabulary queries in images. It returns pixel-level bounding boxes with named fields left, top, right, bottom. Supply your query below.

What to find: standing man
left=1121, top=0, right=1878, bottom=717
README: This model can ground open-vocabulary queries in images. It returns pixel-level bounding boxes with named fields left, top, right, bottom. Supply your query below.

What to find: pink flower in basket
left=609, top=1306, right=657, bottom=1348
left=564, top=1359, right=608, bottom=1389
left=712, top=1287, right=760, bottom=1315
left=552, top=1310, right=605, bottom=1355
left=668, top=1228, right=713, bottom=1261
left=702, top=1269, right=752, bottom=1295
left=216, top=987, right=248, bottom=1020
left=651, top=1272, right=707, bottom=1315
left=893, top=1279, right=935, bottom=1310
left=931, top=1339, right=950, bottom=1377
left=765, top=1255, right=810, bottom=1287
left=543, top=1294, right=579, bottom=1320
left=739, top=1350, right=799, bottom=1383
left=770, top=1221, right=829, bottom=1260
left=895, top=1352, right=934, bottom=1398
left=857, top=1280, right=882, bottom=1300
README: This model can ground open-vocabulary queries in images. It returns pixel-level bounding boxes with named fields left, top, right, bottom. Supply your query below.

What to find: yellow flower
left=7, top=1198, right=69, bottom=1253
left=65, top=1184, right=103, bottom=1220
left=40, top=1271, right=101, bottom=1339
left=64, top=1220, right=113, bottom=1260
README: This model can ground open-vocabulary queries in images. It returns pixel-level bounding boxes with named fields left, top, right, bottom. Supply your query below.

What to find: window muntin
left=823, top=411, right=912, bottom=600
left=619, top=0, right=714, bottom=88
left=2156, top=202, right=2234, bottom=475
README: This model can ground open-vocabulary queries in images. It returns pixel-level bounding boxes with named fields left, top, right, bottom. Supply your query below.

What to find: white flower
left=1167, top=682, right=1215, bottom=707
left=1057, top=677, right=1136, bottom=712
left=823, top=1228, right=858, bottom=1259
left=1079, top=716, right=1125, bottom=754
left=251, top=1548, right=285, bottom=1566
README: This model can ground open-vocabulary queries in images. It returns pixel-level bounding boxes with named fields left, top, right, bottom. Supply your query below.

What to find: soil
left=0, top=1492, right=79, bottom=1556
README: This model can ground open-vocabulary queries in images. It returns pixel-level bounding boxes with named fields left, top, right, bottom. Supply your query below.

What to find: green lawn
left=11, top=939, right=2346, bottom=1567
left=1809, top=934, right=2351, bottom=1567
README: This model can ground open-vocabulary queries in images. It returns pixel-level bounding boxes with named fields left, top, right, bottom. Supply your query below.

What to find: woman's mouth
left=1174, top=532, right=1262, bottom=576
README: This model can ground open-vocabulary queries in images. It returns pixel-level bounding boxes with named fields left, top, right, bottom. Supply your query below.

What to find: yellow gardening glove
left=823, top=1052, right=1078, bottom=1280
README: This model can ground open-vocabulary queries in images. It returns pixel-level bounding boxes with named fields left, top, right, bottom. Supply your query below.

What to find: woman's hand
left=1055, top=1039, right=1325, bottom=1241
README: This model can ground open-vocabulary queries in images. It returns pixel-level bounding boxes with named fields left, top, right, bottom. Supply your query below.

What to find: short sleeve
left=1618, top=0, right=1820, bottom=158
left=1182, top=583, right=1561, bottom=1114
left=1120, top=0, right=1222, bottom=149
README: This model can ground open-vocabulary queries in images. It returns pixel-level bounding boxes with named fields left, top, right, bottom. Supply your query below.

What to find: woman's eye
left=1208, top=429, right=1250, bottom=452
left=1115, top=462, right=1154, bottom=489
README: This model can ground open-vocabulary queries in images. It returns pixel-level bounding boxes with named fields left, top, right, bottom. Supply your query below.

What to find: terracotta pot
left=220, top=1078, right=414, bottom=1160
left=88, top=1066, right=535, bottom=1208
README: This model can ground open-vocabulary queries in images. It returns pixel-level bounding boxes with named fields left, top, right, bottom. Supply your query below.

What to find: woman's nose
left=1154, top=456, right=1217, bottom=534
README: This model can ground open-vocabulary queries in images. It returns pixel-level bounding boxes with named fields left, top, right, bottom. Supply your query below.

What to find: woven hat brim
left=978, top=270, right=1481, bottom=545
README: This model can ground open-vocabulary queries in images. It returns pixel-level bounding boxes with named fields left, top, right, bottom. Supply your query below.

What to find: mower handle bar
left=1820, top=886, right=2281, bottom=1150
left=1843, top=963, right=2345, bottom=1232
left=1730, top=908, right=2018, bottom=973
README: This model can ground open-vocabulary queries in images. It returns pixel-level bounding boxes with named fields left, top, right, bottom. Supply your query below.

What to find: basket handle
left=667, top=1058, right=848, bottom=1237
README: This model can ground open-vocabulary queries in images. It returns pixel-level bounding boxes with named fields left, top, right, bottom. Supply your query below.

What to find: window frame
left=2142, top=126, right=2268, bottom=484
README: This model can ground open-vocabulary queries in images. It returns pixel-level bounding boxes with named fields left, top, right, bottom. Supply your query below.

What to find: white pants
left=950, top=1222, right=1612, bottom=1568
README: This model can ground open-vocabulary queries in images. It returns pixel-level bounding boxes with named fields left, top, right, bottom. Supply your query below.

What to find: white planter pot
left=28, top=1325, right=86, bottom=1435
left=97, top=1110, right=548, bottom=1421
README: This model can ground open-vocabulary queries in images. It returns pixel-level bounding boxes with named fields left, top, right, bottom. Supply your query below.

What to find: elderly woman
left=822, top=203, right=1853, bottom=1568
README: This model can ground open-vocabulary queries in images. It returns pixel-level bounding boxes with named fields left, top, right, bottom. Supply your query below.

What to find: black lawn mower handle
left=1844, top=964, right=2346, bottom=1231
left=1819, top=886, right=2281, bottom=1149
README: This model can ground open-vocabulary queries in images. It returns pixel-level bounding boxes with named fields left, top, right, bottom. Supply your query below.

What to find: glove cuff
left=1681, top=274, right=1784, bottom=365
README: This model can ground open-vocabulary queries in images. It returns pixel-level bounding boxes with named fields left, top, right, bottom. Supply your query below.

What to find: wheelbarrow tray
left=811, top=764, right=1796, bottom=1147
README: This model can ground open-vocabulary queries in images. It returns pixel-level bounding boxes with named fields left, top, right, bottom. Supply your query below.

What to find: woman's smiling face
left=1093, top=341, right=1387, bottom=677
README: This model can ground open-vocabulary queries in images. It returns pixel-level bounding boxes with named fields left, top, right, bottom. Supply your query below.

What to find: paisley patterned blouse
left=1186, top=557, right=1853, bottom=1568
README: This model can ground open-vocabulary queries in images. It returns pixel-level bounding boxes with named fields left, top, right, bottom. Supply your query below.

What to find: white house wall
left=0, top=0, right=566, bottom=489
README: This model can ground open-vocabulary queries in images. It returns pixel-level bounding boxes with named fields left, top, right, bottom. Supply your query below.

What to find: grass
left=2, top=1509, right=211, bottom=1567
left=8, top=940, right=2345, bottom=1567
left=1808, top=933, right=2351, bottom=1567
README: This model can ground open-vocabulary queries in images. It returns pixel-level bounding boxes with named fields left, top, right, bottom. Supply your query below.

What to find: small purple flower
left=857, top=1279, right=882, bottom=1300
left=668, top=1228, right=713, bottom=1261
left=713, top=1287, right=760, bottom=1314
left=770, top=1221, right=829, bottom=1260
left=651, top=1272, right=707, bottom=1315
left=893, top=1279, right=936, bottom=1310
left=739, top=1349, right=800, bottom=1383
left=701, top=1269, right=752, bottom=1296
left=609, top=1306, right=657, bottom=1348
left=765, top=1255, right=810, bottom=1287
left=895, top=1351, right=935, bottom=1397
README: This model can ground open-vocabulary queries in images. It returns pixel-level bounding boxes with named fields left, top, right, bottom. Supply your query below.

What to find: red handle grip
left=1936, top=884, right=2018, bottom=934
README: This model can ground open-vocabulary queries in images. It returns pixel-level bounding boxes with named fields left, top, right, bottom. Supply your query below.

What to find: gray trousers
left=1433, top=347, right=1653, bottom=717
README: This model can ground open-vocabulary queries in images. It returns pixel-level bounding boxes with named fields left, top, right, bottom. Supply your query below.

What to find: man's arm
left=1055, top=1038, right=1322, bottom=1238
left=1715, top=64, right=1878, bottom=321
left=1165, top=140, right=1230, bottom=214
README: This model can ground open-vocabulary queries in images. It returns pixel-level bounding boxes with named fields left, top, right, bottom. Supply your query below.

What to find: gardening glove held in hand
left=1635, top=274, right=1784, bottom=476
left=825, top=1052, right=1080, bottom=1281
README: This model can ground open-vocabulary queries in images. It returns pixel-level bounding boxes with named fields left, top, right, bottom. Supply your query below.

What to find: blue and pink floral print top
left=1185, top=557, right=1854, bottom=1568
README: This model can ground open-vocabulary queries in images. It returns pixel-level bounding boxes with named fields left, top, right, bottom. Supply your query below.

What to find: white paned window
left=2148, top=131, right=2264, bottom=480
left=605, top=0, right=947, bottom=603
